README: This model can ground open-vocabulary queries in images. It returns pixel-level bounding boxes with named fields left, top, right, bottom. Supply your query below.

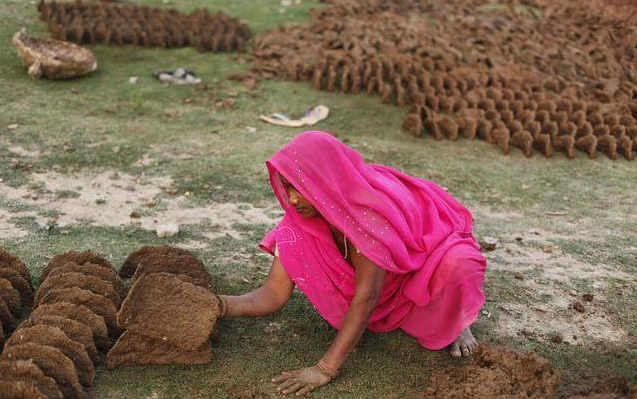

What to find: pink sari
left=259, top=131, right=486, bottom=350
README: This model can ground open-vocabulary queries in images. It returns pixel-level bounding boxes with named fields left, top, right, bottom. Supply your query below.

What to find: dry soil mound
left=422, top=345, right=561, bottom=399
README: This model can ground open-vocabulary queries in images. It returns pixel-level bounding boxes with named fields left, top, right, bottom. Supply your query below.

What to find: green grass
left=1, top=0, right=636, bottom=398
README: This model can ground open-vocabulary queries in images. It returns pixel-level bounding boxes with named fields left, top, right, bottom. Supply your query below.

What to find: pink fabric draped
left=259, top=131, right=486, bottom=350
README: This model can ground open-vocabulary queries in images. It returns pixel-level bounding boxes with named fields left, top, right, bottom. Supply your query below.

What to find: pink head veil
left=264, top=131, right=476, bottom=308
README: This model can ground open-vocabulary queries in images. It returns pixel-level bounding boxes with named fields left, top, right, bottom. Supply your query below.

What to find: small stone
left=573, top=301, right=585, bottom=313
left=30, top=194, right=38, bottom=200
left=265, top=321, right=284, bottom=334
left=247, top=126, right=257, bottom=133
left=129, top=76, right=138, bottom=84
left=542, top=245, right=553, bottom=253
left=146, top=200, right=156, bottom=207
left=156, top=224, right=179, bottom=238
left=112, top=146, right=120, bottom=154
left=568, top=290, right=578, bottom=297
left=582, top=293, right=594, bottom=302
left=130, top=211, right=141, bottom=219
left=513, top=272, right=524, bottom=280
left=7, top=123, right=19, bottom=130
left=63, top=142, right=76, bottom=152
left=515, top=236, right=523, bottom=242
left=166, top=188, right=178, bottom=195
left=521, top=327, right=534, bottom=337
left=71, top=87, right=79, bottom=94
left=479, top=236, right=498, bottom=251
left=549, top=332, right=563, bottom=343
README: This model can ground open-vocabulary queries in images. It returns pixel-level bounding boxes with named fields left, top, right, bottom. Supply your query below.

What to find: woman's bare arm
left=223, top=256, right=294, bottom=318
left=273, top=243, right=386, bottom=396
left=319, top=246, right=386, bottom=371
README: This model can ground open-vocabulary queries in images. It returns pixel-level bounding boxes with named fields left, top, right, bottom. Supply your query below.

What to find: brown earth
left=30, top=302, right=110, bottom=351
left=0, top=297, right=15, bottom=331
left=127, top=246, right=214, bottom=290
left=19, top=314, right=99, bottom=365
left=0, top=320, right=4, bottom=349
left=106, top=331, right=213, bottom=369
left=0, top=277, right=22, bottom=317
left=6, top=325, right=95, bottom=388
left=38, top=287, right=119, bottom=336
left=0, top=268, right=34, bottom=309
left=249, top=0, right=637, bottom=161
left=41, top=250, right=113, bottom=283
left=37, top=1, right=250, bottom=52
left=422, top=345, right=561, bottom=399
left=0, top=380, right=47, bottom=399
left=35, top=272, right=121, bottom=308
left=0, top=360, right=64, bottom=399
left=45, top=262, right=127, bottom=301
left=117, top=272, right=219, bottom=351
left=1, top=342, right=85, bottom=399
left=0, top=248, right=32, bottom=286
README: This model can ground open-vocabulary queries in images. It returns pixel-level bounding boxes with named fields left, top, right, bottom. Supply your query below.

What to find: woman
left=217, top=131, right=486, bottom=396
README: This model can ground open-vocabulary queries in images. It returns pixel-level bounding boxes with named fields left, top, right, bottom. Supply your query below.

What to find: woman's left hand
left=272, top=365, right=332, bottom=396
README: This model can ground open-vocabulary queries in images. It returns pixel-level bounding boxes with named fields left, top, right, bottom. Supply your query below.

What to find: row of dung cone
left=289, top=52, right=637, bottom=160
left=0, top=249, right=34, bottom=350
left=250, top=0, right=637, bottom=160
left=0, top=249, right=125, bottom=399
left=38, top=0, right=251, bottom=52
left=0, top=245, right=220, bottom=398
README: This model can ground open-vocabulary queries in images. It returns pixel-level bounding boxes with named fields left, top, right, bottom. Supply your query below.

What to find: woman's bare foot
left=448, top=327, right=478, bottom=357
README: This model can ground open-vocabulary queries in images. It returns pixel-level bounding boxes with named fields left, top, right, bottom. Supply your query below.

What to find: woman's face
left=280, top=175, right=319, bottom=218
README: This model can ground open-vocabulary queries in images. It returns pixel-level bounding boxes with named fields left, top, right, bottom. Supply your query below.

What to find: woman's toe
left=449, top=342, right=462, bottom=357
left=461, top=345, right=470, bottom=356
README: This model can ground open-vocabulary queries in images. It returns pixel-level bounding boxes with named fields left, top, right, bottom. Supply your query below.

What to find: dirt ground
left=0, top=0, right=636, bottom=398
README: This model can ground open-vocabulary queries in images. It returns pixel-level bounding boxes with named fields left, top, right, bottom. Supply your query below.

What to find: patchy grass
left=1, top=0, right=636, bottom=398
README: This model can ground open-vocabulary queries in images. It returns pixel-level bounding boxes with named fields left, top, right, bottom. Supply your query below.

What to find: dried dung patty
left=0, top=248, right=32, bottom=286
left=0, top=297, right=16, bottom=331
left=45, top=262, right=126, bottom=300
left=0, top=360, right=63, bottom=399
left=106, top=331, right=212, bottom=369
left=118, top=272, right=219, bottom=350
left=35, top=272, right=121, bottom=308
left=129, top=247, right=213, bottom=290
left=0, top=267, right=34, bottom=308
left=0, top=277, right=22, bottom=317
left=30, top=302, right=110, bottom=351
left=38, top=288, right=119, bottom=335
left=120, top=245, right=198, bottom=278
left=1, top=342, right=84, bottom=399
left=20, top=314, right=99, bottom=364
left=6, top=325, right=94, bottom=387
left=41, top=250, right=113, bottom=282
left=0, top=380, right=47, bottom=399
